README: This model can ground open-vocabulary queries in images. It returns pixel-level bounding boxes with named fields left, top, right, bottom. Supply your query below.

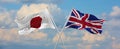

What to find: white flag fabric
left=15, top=9, right=55, bottom=35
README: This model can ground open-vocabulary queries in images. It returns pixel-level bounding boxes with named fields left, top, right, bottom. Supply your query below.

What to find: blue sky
left=0, top=0, right=120, bottom=49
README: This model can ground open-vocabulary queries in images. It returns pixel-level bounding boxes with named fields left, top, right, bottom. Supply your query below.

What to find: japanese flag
left=15, top=9, right=55, bottom=35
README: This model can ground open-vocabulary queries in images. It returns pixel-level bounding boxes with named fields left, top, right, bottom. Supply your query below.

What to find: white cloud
left=17, top=3, right=61, bottom=20
left=0, top=0, right=62, bottom=4
left=17, top=4, right=47, bottom=18
left=52, top=31, right=109, bottom=43
left=110, top=6, right=120, bottom=16
left=0, top=28, right=48, bottom=45
left=108, top=36, right=120, bottom=49
left=107, top=19, right=120, bottom=28
left=0, top=0, right=18, bottom=3
left=52, top=31, right=81, bottom=43
left=112, top=39, right=120, bottom=49
left=104, top=6, right=120, bottom=30
left=52, top=30, right=113, bottom=49
left=53, top=32, right=71, bottom=43
left=112, top=44, right=120, bottom=49
left=0, top=7, right=16, bottom=28
left=81, top=31, right=108, bottom=43
left=77, top=44, right=92, bottom=49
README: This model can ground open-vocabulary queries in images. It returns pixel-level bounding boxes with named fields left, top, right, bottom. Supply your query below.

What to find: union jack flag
left=65, top=9, right=104, bottom=34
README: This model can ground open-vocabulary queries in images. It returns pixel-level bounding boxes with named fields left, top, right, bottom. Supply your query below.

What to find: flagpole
left=53, top=9, right=73, bottom=49
left=62, top=8, right=75, bottom=30
left=59, top=9, right=73, bottom=41
left=60, top=9, right=73, bottom=32
left=45, top=7, right=67, bottom=49
left=46, top=9, right=63, bottom=49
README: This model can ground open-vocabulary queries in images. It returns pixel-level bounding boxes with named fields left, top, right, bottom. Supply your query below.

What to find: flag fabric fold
left=65, top=9, right=104, bottom=34
left=15, top=8, right=55, bottom=35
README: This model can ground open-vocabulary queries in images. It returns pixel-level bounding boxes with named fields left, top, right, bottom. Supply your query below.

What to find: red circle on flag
left=30, top=16, right=42, bottom=28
